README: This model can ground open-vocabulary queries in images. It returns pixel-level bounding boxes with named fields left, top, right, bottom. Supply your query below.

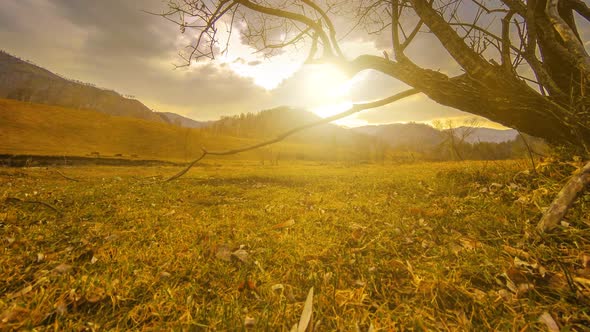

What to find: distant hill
left=0, top=98, right=369, bottom=162
left=157, top=112, right=212, bottom=128
left=207, top=106, right=377, bottom=150
left=355, top=123, right=519, bottom=147
left=452, top=126, right=518, bottom=143
left=353, top=123, right=444, bottom=149
left=0, top=51, right=164, bottom=123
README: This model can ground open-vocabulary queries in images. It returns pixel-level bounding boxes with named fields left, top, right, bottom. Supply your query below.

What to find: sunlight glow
left=311, top=102, right=353, bottom=118
left=304, top=64, right=352, bottom=99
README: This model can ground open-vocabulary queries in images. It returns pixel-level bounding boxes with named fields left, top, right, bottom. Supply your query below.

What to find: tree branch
left=501, top=10, right=516, bottom=72
left=566, top=0, right=590, bottom=22
left=165, top=88, right=419, bottom=181
left=301, top=0, right=344, bottom=58
left=410, top=0, right=496, bottom=76
left=234, top=0, right=335, bottom=58
left=545, top=0, right=590, bottom=79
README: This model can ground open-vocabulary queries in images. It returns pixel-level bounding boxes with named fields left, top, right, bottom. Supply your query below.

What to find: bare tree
left=158, top=0, right=590, bottom=231
left=434, top=118, right=481, bottom=160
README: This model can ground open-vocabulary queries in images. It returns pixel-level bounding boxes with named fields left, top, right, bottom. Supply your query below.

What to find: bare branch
left=234, top=0, right=335, bottom=58
left=165, top=88, right=419, bottom=181
left=410, top=0, right=496, bottom=76
left=400, top=19, right=424, bottom=51
left=301, top=0, right=345, bottom=57
left=501, top=10, right=516, bottom=71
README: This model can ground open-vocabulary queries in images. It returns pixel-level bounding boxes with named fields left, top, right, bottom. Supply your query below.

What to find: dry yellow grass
left=0, top=98, right=364, bottom=164
left=1, top=160, right=589, bottom=330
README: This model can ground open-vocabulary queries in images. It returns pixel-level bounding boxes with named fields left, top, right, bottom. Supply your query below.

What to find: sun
left=303, top=64, right=352, bottom=99
left=300, top=64, right=358, bottom=119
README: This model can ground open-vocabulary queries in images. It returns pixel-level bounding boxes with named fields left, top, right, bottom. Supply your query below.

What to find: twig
left=5, top=197, right=60, bottom=214
left=165, top=149, right=209, bottom=182
left=165, top=88, right=419, bottom=181
left=54, top=169, right=82, bottom=182
left=517, top=131, right=537, bottom=174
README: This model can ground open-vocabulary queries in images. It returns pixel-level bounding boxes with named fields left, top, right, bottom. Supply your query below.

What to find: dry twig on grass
left=54, top=169, right=83, bottom=182
left=537, top=160, right=590, bottom=232
left=4, top=197, right=60, bottom=214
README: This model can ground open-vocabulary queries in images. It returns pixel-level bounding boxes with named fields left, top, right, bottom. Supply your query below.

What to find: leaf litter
left=0, top=161, right=589, bottom=330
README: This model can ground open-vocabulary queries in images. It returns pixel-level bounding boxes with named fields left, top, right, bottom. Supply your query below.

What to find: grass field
left=1, top=160, right=590, bottom=330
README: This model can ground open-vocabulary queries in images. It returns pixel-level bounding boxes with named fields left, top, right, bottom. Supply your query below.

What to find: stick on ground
left=537, top=161, right=590, bottom=232
left=5, top=197, right=61, bottom=214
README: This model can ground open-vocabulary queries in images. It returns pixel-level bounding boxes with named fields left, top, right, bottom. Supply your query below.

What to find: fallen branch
left=537, top=161, right=590, bottom=232
left=54, top=169, right=83, bottom=182
left=165, top=88, right=419, bottom=181
left=5, top=197, right=61, bottom=214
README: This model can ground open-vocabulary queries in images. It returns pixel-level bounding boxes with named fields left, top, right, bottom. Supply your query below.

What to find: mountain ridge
left=0, top=50, right=164, bottom=123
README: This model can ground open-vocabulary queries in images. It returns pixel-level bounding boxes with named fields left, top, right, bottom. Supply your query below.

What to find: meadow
left=1, top=160, right=589, bottom=330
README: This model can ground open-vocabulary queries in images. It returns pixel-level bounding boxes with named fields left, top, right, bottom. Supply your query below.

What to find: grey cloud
left=47, top=0, right=177, bottom=59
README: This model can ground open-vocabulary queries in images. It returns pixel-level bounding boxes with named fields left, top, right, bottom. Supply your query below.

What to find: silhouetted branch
left=165, top=88, right=419, bottom=181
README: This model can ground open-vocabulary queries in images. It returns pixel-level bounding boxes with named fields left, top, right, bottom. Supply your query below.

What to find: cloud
left=0, top=0, right=273, bottom=121
left=3, top=0, right=586, bottom=128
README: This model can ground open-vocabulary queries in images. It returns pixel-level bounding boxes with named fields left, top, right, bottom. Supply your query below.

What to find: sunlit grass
left=0, top=160, right=589, bottom=330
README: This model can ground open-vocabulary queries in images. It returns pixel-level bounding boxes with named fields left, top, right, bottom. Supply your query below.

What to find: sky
left=0, top=0, right=587, bottom=128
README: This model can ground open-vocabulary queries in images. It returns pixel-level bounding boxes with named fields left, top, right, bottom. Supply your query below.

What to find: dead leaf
left=55, top=300, right=68, bottom=315
left=215, top=245, right=232, bottom=262
left=238, top=279, right=257, bottom=292
left=8, top=285, right=32, bottom=299
left=298, top=287, right=314, bottom=332
left=0, top=306, right=29, bottom=324
left=538, top=312, right=559, bottom=332
left=271, top=219, right=295, bottom=230
left=232, top=249, right=250, bottom=263
left=351, top=228, right=364, bottom=241
left=86, top=287, right=106, bottom=303
left=244, top=316, right=256, bottom=329
left=271, top=284, right=284, bottom=292
left=514, top=257, right=546, bottom=278
left=459, top=237, right=480, bottom=250
left=52, top=264, right=73, bottom=275
left=4, top=211, right=17, bottom=223
left=502, top=245, right=531, bottom=260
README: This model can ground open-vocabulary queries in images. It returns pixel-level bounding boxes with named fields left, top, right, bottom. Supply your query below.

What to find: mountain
left=157, top=112, right=212, bottom=128
left=209, top=106, right=370, bottom=144
left=0, top=51, right=164, bottom=123
left=353, top=123, right=444, bottom=149
left=452, top=126, right=518, bottom=143
left=355, top=123, right=520, bottom=147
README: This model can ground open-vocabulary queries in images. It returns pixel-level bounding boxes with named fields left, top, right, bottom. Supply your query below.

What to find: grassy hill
left=0, top=51, right=165, bottom=123
left=0, top=99, right=370, bottom=162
